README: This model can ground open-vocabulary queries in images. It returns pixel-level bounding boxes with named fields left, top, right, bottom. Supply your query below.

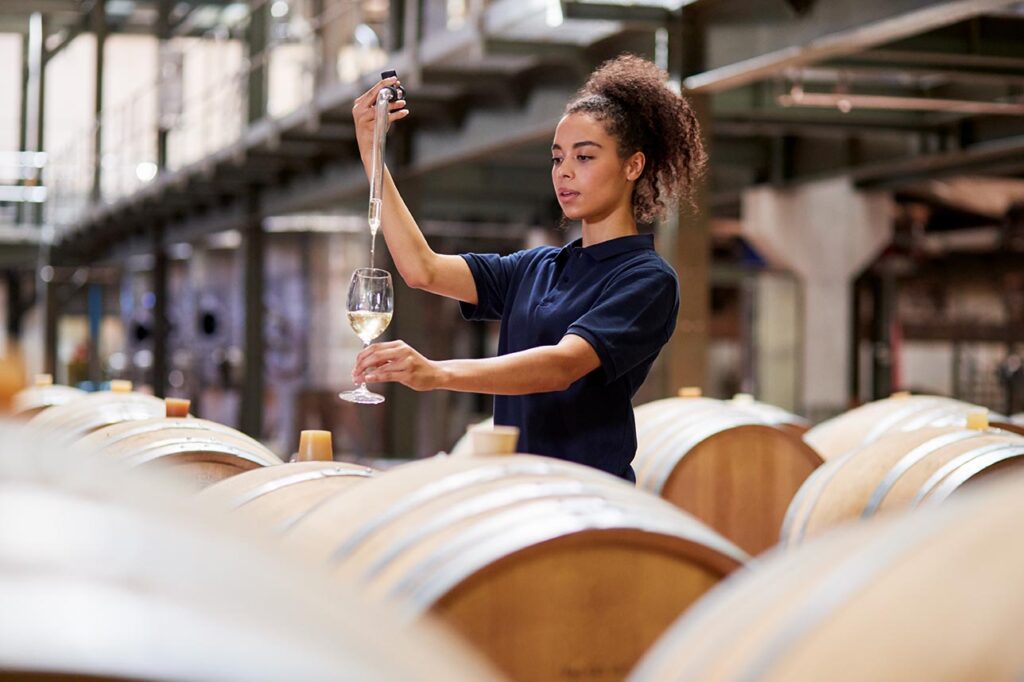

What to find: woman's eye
left=551, top=157, right=563, bottom=166
left=576, top=155, right=592, bottom=162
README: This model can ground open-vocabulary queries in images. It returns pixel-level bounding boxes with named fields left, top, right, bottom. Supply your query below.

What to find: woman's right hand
left=352, top=76, right=409, bottom=168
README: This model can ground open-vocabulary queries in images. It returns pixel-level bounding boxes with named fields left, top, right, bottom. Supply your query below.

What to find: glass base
left=339, top=385, right=385, bottom=405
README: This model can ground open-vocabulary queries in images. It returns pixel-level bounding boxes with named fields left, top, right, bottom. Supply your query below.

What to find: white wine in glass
left=339, top=268, right=393, bottom=404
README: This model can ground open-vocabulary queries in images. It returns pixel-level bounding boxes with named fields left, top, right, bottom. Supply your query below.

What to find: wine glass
left=339, top=268, right=393, bottom=404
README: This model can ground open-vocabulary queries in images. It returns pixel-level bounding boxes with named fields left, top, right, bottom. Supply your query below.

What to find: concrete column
left=663, top=8, right=712, bottom=395
left=741, top=178, right=892, bottom=420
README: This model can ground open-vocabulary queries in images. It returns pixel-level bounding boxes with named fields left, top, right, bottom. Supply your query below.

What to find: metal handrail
left=45, top=0, right=386, bottom=237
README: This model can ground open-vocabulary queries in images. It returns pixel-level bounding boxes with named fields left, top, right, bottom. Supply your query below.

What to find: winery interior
left=2, top=0, right=1024, bottom=680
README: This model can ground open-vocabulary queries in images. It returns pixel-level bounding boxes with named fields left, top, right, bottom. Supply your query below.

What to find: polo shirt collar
left=567, top=233, right=655, bottom=261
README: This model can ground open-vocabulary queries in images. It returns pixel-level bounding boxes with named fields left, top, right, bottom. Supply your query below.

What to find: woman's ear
left=625, top=151, right=645, bottom=182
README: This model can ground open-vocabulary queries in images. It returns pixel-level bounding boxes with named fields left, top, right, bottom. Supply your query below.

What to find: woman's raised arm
left=352, top=78, right=478, bottom=304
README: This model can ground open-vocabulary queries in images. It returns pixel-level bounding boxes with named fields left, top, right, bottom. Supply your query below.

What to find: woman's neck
left=580, top=201, right=638, bottom=247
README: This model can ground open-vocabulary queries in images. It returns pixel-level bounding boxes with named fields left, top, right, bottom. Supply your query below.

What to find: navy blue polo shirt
left=460, top=233, right=679, bottom=481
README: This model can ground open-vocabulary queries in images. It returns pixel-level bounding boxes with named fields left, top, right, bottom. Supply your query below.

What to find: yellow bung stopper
left=109, top=380, right=133, bottom=393
left=468, top=424, right=519, bottom=456
left=165, top=398, right=191, bottom=418
left=732, top=393, right=754, bottom=404
left=34, top=374, right=53, bottom=387
left=966, top=408, right=989, bottom=431
left=678, top=387, right=702, bottom=398
left=890, top=391, right=912, bottom=400
left=297, top=430, right=334, bottom=462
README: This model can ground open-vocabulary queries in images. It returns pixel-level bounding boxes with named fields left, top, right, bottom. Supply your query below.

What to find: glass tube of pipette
left=368, top=88, right=392, bottom=235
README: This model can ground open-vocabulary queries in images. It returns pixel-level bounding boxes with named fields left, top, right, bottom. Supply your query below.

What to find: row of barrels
left=5, top=377, right=750, bottom=681
left=7, top=376, right=1024, bottom=680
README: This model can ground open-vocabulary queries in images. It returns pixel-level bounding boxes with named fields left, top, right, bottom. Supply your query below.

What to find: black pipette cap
left=380, top=69, right=405, bottom=101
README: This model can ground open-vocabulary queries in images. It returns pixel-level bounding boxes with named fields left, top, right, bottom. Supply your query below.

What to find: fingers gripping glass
left=339, top=268, right=394, bottom=405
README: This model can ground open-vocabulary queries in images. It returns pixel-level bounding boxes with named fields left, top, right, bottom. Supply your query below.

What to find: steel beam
left=853, top=133, right=1024, bottom=187
left=239, top=188, right=264, bottom=438
left=152, top=224, right=168, bottom=398
left=686, top=0, right=1022, bottom=93
left=90, top=1, right=106, bottom=203
left=246, top=1, right=269, bottom=125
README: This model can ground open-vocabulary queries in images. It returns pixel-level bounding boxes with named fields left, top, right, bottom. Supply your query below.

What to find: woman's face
left=551, top=112, right=642, bottom=222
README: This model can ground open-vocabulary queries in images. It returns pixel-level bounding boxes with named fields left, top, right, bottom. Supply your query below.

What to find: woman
left=350, top=54, right=706, bottom=482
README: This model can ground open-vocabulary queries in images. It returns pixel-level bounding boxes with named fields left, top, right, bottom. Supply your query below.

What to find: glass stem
left=358, top=341, right=369, bottom=392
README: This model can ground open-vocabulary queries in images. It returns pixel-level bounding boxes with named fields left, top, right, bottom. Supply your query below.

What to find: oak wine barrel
left=804, top=394, right=1024, bottom=460
left=11, top=375, right=86, bottom=419
left=630, top=471, right=1024, bottom=681
left=634, top=395, right=823, bottom=554
left=0, top=424, right=502, bottom=681
left=283, top=454, right=747, bottom=681
left=27, top=387, right=165, bottom=441
left=782, top=422, right=1024, bottom=547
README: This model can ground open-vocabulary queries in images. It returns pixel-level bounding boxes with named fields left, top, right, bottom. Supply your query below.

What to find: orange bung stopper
left=297, top=430, right=334, bottom=462
left=890, top=390, right=912, bottom=400
left=165, top=398, right=191, bottom=418
left=678, top=386, right=702, bottom=398
left=35, top=373, right=53, bottom=387
left=109, top=379, right=133, bottom=393
left=966, top=408, right=989, bottom=431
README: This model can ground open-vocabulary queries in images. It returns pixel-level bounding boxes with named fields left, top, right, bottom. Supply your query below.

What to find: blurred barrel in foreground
left=27, top=383, right=165, bottom=440
left=630, top=471, right=1024, bottom=681
left=200, top=460, right=375, bottom=529
left=782, top=421, right=1024, bottom=547
left=284, top=454, right=747, bottom=681
left=76, top=399, right=282, bottom=489
left=804, top=394, right=1024, bottom=460
left=11, top=374, right=85, bottom=419
left=0, top=424, right=502, bottom=681
left=634, top=394, right=823, bottom=554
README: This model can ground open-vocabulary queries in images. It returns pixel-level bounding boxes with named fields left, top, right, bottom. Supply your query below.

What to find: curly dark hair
left=565, top=54, right=707, bottom=223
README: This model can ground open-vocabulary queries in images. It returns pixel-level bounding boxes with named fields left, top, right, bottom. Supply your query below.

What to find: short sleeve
left=459, top=251, right=525, bottom=321
left=566, top=267, right=679, bottom=383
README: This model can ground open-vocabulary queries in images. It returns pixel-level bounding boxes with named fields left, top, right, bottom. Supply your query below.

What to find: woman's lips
left=558, top=190, right=580, bottom=202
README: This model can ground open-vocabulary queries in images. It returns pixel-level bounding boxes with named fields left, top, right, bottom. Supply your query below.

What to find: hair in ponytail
left=565, top=54, right=707, bottom=222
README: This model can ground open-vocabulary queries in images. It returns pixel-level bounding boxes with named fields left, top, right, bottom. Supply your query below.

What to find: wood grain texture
left=635, top=397, right=823, bottom=555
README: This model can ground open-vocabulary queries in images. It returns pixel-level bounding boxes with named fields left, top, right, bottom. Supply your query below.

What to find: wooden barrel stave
left=199, top=461, right=375, bottom=530
left=804, top=395, right=1020, bottom=460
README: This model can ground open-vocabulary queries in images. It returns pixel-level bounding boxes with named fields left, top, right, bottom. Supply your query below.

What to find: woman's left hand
left=352, top=340, right=443, bottom=392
